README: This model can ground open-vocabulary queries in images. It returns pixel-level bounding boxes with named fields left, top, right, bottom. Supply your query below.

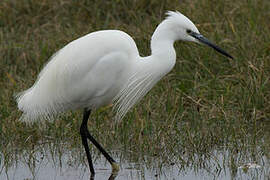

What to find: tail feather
left=16, top=87, right=62, bottom=123
left=16, top=49, right=68, bottom=123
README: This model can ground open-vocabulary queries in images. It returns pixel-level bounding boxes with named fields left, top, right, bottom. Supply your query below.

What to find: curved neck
left=150, top=20, right=176, bottom=54
left=148, top=21, right=177, bottom=72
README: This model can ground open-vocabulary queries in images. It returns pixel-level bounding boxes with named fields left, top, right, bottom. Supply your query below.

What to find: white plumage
left=16, top=11, right=232, bottom=123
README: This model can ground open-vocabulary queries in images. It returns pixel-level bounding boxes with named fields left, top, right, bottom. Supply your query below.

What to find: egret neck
left=149, top=22, right=177, bottom=76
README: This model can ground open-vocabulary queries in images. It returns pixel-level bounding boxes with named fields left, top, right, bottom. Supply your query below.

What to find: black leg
left=80, top=109, right=119, bottom=175
left=80, top=109, right=95, bottom=175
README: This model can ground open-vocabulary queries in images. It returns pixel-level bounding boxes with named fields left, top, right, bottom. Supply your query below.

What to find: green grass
left=0, top=0, right=270, bottom=178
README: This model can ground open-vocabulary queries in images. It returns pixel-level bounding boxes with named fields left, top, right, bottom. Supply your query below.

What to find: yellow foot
left=111, top=162, right=120, bottom=174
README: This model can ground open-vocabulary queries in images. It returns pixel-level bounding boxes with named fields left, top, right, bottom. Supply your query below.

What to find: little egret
left=16, top=11, right=233, bottom=175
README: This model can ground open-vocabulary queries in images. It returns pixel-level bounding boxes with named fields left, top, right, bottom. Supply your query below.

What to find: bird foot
left=111, top=162, right=120, bottom=174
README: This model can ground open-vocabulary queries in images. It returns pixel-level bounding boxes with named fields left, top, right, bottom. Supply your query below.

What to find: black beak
left=189, top=31, right=233, bottom=59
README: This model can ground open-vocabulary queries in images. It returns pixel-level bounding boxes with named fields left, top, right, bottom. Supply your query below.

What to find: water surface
left=0, top=143, right=268, bottom=180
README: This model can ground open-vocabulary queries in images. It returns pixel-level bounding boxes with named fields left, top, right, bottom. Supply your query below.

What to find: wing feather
left=113, top=69, right=162, bottom=121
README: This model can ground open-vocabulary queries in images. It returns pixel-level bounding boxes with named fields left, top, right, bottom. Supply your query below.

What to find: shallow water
left=0, top=145, right=269, bottom=180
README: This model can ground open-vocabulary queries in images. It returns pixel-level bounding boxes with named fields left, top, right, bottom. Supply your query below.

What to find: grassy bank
left=0, top=0, right=270, bottom=178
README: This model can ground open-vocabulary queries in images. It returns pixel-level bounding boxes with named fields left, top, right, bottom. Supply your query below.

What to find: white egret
left=16, top=11, right=233, bottom=175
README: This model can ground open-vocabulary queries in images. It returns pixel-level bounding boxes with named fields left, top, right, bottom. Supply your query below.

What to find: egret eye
left=186, top=29, right=192, bottom=34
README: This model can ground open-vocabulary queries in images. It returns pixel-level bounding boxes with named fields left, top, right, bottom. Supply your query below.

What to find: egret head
left=157, top=11, right=233, bottom=59
left=164, top=11, right=200, bottom=42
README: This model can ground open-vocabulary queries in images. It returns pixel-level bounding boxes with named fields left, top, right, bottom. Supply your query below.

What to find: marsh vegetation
left=0, top=0, right=269, bottom=179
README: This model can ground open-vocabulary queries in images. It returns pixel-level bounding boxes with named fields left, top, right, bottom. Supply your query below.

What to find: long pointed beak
left=189, top=31, right=234, bottom=59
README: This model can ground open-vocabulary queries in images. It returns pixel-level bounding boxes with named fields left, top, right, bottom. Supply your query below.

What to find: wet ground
left=1, top=145, right=268, bottom=180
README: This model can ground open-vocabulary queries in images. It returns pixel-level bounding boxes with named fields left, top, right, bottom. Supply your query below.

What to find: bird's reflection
left=89, top=170, right=119, bottom=180
left=108, top=172, right=118, bottom=180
